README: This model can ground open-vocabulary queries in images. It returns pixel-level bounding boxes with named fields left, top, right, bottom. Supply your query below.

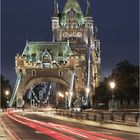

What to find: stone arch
left=23, top=76, right=68, bottom=96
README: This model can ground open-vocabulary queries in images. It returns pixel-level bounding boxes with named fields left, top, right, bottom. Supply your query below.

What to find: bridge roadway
left=1, top=109, right=139, bottom=140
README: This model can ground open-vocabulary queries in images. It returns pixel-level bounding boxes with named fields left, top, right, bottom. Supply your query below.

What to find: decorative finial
left=53, top=0, right=59, bottom=17
left=95, top=25, right=98, bottom=38
left=57, top=1, right=59, bottom=14
left=86, top=0, right=90, bottom=16
left=26, top=40, right=28, bottom=46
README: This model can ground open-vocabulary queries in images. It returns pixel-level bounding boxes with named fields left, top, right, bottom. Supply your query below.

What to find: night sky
left=1, top=0, right=139, bottom=86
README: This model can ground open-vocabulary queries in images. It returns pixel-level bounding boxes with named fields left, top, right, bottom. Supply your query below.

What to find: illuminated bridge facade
left=9, top=0, right=101, bottom=109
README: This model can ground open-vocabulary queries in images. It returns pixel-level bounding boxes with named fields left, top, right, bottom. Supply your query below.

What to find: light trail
left=9, top=111, right=102, bottom=140
left=48, top=123, right=125, bottom=140
left=7, top=110, right=125, bottom=140
left=6, top=110, right=77, bottom=140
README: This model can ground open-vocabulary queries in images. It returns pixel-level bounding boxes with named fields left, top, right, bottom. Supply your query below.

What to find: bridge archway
left=23, top=76, right=69, bottom=96
left=21, top=76, right=69, bottom=108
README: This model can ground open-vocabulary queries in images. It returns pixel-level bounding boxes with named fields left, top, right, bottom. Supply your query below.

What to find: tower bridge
left=9, top=0, right=101, bottom=109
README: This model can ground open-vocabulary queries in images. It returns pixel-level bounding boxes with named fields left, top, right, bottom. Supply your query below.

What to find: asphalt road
left=1, top=110, right=140, bottom=140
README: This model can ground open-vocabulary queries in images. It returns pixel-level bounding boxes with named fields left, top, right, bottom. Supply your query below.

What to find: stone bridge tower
left=52, top=0, right=101, bottom=106
left=9, top=0, right=101, bottom=109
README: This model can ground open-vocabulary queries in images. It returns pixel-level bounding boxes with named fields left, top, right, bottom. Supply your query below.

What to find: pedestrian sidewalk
left=0, top=111, right=16, bottom=140
left=25, top=110, right=140, bottom=134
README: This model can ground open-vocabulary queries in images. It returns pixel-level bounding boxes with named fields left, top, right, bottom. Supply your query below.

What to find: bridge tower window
left=32, top=70, right=36, bottom=76
left=59, top=71, right=62, bottom=76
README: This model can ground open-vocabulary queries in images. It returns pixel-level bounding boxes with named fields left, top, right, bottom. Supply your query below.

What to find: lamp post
left=109, top=81, right=116, bottom=111
left=5, top=90, right=10, bottom=109
left=83, top=87, right=90, bottom=107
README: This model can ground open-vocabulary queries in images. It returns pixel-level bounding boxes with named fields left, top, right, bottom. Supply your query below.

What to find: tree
left=0, top=75, right=12, bottom=108
left=94, top=60, right=139, bottom=109
left=94, top=77, right=110, bottom=108
left=111, top=60, right=139, bottom=100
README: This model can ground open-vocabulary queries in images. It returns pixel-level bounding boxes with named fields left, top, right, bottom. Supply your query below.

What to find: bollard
left=100, top=113, right=104, bottom=126
left=60, top=110, right=62, bottom=115
left=86, top=113, right=89, bottom=120
left=68, top=111, right=72, bottom=117
left=110, top=113, right=114, bottom=121
left=94, top=114, right=97, bottom=121
left=66, top=111, right=69, bottom=117
left=83, top=113, right=88, bottom=120
left=135, top=113, right=139, bottom=123
left=101, top=113, right=104, bottom=120
left=122, top=113, right=125, bottom=122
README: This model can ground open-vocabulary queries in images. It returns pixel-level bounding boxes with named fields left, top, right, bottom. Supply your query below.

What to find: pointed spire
left=86, top=0, right=90, bottom=16
left=53, top=0, right=59, bottom=17
left=63, top=0, right=83, bottom=14
left=95, top=25, right=98, bottom=39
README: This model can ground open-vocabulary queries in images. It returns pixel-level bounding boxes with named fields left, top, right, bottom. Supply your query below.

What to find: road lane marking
left=35, top=131, right=42, bottom=134
left=1, top=116, right=20, bottom=140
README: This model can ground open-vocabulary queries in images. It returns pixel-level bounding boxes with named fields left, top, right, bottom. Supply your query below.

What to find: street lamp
left=0, top=90, right=10, bottom=109
left=109, top=81, right=116, bottom=111
left=58, top=92, right=64, bottom=98
left=65, top=92, right=68, bottom=96
left=5, top=90, right=10, bottom=96
left=110, top=82, right=115, bottom=89
left=5, top=90, right=10, bottom=108
left=85, top=87, right=90, bottom=94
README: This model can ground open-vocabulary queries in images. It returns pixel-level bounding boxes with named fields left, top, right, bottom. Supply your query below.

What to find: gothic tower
left=52, top=0, right=101, bottom=107
left=9, top=0, right=101, bottom=108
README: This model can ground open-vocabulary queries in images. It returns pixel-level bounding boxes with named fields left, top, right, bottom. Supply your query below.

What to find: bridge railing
left=55, top=109, right=140, bottom=126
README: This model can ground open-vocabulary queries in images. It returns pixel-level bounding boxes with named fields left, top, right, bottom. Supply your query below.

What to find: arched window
left=59, top=71, right=62, bottom=76
left=32, top=70, right=36, bottom=76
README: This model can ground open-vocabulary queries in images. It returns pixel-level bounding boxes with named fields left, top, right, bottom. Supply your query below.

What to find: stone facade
left=9, top=0, right=101, bottom=108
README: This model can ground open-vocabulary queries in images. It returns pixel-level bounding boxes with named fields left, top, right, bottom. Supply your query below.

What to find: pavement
left=0, top=110, right=16, bottom=140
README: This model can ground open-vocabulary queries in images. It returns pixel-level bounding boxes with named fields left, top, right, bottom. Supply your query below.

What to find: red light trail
left=6, top=110, right=125, bottom=140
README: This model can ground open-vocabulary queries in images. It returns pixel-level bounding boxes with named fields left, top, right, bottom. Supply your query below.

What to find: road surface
left=1, top=110, right=139, bottom=140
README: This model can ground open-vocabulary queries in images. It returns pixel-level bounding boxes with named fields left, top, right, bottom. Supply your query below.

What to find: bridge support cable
left=84, top=29, right=92, bottom=107
left=68, top=70, right=75, bottom=109
left=43, top=82, right=52, bottom=104
left=9, top=72, right=22, bottom=107
left=87, top=30, right=91, bottom=89
left=30, top=88, right=39, bottom=103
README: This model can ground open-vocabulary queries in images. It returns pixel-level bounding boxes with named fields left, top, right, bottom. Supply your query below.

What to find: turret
left=86, top=0, right=90, bottom=17
left=84, top=0, right=94, bottom=45
left=53, top=0, right=59, bottom=17
left=52, top=0, right=60, bottom=42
